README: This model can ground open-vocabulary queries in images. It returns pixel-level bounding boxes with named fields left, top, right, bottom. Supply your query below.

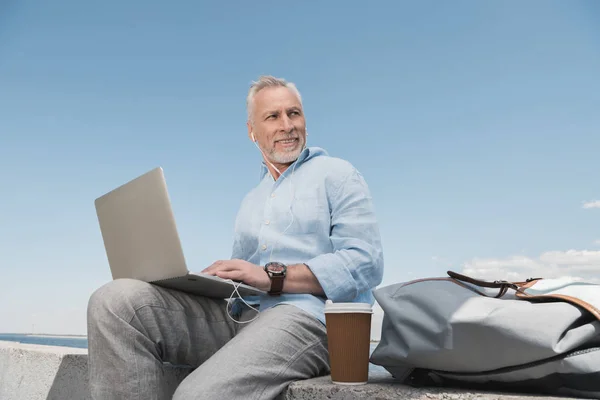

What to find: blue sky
left=1, top=0, right=599, bottom=335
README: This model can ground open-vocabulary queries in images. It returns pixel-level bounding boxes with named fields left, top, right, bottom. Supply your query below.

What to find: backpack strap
left=447, top=271, right=522, bottom=298
left=515, top=291, right=600, bottom=321
left=448, top=271, right=600, bottom=321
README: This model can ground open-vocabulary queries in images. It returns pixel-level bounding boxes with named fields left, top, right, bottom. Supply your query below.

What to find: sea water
left=0, top=333, right=88, bottom=349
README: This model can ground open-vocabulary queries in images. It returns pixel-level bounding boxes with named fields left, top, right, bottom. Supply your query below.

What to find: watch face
left=267, top=263, right=286, bottom=273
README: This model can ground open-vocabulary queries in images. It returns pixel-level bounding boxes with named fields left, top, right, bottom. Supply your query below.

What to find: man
left=87, top=75, right=384, bottom=400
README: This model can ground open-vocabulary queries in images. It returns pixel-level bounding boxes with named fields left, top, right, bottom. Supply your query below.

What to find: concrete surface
left=0, top=340, right=90, bottom=400
left=284, top=371, right=577, bottom=400
left=0, top=340, right=577, bottom=400
left=0, top=341, right=188, bottom=400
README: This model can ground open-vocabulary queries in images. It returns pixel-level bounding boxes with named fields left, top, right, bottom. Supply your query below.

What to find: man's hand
left=202, top=259, right=271, bottom=292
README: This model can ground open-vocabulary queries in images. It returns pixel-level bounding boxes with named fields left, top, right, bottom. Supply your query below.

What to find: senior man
left=87, top=75, right=384, bottom=400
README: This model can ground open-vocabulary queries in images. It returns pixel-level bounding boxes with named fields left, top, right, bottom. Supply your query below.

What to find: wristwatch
left=264, top=262, right=287, bottom=296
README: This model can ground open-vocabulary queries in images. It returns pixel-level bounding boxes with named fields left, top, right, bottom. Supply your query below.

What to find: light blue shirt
left=231, top=146, right=384, bottom=324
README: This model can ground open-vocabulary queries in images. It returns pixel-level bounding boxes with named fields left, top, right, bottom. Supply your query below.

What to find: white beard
left=268, top=138, right=306, bottom=164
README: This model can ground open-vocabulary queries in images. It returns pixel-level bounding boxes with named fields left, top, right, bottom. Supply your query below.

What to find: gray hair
left=246, top=75, right=303, bottom=122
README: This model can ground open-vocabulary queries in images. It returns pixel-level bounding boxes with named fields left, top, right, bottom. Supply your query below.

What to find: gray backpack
left=370, top=271, right=600, bottom=399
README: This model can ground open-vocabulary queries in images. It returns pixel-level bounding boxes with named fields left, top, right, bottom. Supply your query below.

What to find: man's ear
left=247, top=121, right=255, bottom=142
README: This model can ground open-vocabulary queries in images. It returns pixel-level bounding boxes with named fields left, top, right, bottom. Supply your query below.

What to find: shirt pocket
left=286, top=193, right=327, bottom=235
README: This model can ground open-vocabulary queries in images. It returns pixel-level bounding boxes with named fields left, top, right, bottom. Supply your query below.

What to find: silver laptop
left=94, top=167, right=266, bottom=299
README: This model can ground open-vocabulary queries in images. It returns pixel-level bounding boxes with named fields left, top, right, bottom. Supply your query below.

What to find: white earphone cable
left=226, top=132, right=305, bottom=324
left=224, top=279, right=260, bottom=324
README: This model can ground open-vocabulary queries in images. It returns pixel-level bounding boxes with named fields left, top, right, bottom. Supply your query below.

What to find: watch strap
left=268, top=275, right=284, bottom=296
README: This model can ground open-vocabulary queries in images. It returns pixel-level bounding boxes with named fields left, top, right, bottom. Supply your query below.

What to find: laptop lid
left=94, top=167, right=189, bottom=282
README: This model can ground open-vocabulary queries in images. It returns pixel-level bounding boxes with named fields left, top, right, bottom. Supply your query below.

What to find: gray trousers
left=87, top=278, right=330, bottom=400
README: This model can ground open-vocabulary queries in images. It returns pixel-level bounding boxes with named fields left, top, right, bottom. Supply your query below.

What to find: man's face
left=248, top=86, right=307, bottom=165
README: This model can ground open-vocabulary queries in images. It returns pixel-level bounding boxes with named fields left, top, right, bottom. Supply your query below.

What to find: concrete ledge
left=0, top=340, right=90, bottom=400
left=0, top=341, right=188, bottom=400
left=0, top=341, right=571, bottom=400
left=285, top=371, right=572, bottom=400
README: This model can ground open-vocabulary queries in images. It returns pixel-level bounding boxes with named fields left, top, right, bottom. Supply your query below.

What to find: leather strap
left=447, top=271, right=519, bottom=298
left=269, top=275, right=284, bottom=296
left=446, top=271, right=600, bottom=321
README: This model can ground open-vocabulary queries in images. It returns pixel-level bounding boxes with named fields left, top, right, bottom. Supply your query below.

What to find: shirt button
left=271, top=193, right=276, bottom=198
left=265, top=220, right=270, bottom=225
left=261, top=245, right=267, bottom=250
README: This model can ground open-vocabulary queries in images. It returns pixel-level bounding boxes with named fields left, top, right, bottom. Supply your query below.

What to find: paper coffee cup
left=324, top=300, right=373, bottom=385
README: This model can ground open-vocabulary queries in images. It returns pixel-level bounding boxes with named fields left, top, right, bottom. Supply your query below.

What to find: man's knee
left=87, top=278, right=155, bottom=325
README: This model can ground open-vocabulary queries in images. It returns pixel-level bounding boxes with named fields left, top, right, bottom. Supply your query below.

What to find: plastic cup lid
left=324, top=300, right=373, bottom=314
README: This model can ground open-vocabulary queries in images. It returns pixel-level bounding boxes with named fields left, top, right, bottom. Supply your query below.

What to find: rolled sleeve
left=305, top=169, right=384, bottom=302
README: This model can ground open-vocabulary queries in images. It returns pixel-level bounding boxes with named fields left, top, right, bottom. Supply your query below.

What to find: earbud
left=251, top=132, right=256, bottom=142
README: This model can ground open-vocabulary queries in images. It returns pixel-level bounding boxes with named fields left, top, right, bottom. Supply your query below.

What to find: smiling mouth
left=275, top=138, right=298, bottom=145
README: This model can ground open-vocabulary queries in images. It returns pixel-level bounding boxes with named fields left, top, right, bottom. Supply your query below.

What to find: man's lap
left=173, top=303, right=330, bottom=400
left=89, top=279, right=330, bottom=399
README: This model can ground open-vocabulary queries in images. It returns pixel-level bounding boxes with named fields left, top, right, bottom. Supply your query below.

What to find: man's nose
left=280, top=115, right=293, bottom=132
